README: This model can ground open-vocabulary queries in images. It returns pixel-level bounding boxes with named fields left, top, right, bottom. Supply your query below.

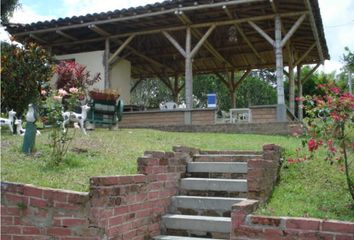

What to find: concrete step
left=187, top=162, right=247, bottom=173
left=153, top=236, right=225, bottom=240
left=171, top=196, right=246, bottom=217
left=193, top=154, right=262, bottom=162
left=162, top=214, right=231, bottom=233
left=200, top=150, right=262, bottom=155
left=180, top=178, right=247, bottom=192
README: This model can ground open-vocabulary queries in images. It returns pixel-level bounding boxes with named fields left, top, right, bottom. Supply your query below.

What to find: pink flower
left=58, top=89, right=68, bottom=97
left=330, top=87, right=341, bottom=95
left=41, top=89, right=47, bottom=96
left=69, top=87, right=79, bottom=94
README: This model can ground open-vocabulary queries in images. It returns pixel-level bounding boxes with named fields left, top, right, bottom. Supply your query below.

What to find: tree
left=1, top=42, right=55, bottom=116
left=1, top=0, right=20, bottom=24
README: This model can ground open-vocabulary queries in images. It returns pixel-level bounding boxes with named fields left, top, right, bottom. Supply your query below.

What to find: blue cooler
left=207, top=93, right=217, bottom=108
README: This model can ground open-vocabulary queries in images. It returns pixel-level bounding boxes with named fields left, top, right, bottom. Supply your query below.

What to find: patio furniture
left=160, top=101, right=178, bottom=110
left=229, top=108, right=251, bottom=123
left=88, top=99, right=124, bottom=127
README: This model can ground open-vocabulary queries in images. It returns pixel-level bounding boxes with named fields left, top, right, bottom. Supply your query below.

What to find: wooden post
left=297, top=65, right=303, bottom=121
left=275, top=15, right=286, bottom=122
left=185, top=27, right=193, bottom=109
left=289, top=55, right=295, bottom=115
left=349, top=70, right=352, bottom=95
left=104, top=38, right=110, bottom=89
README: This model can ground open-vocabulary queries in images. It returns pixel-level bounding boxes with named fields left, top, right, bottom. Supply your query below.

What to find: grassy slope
left=1, top=128, right=353, bottom=221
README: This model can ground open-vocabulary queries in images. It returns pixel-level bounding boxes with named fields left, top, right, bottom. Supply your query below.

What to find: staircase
left=154, top=150, right=263, bottom=240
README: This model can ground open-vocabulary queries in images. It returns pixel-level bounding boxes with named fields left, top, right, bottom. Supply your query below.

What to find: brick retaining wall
left=122, top=122, right=303, bottom=136
left=1, top=147, right=197, bottom=240
left=231, top=200, right=354, bottom=240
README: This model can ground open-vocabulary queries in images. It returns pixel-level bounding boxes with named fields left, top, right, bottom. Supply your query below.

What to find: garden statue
left=22, top=103, right=39, bottom=153
left=0, top=109, right=16, bottom=134
left=62, top=104, right=90, bottom=135
left=15, top=119, right=41, bottom=136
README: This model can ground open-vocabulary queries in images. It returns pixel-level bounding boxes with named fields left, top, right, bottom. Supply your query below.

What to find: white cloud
left=11, top=5, right=56, bottom=23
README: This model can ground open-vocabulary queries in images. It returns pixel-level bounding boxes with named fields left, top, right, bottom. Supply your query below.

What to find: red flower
left=308, top=139, right=318, bottom=152
left=329, top=87, right=341, bottom=95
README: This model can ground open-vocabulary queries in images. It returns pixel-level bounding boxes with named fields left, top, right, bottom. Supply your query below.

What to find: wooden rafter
left=223, top=5, right=265, bottom=64
left=295, top=42, right=316, bottom=66
left=108, top=34, right=135, bottom=65
left=56, top=30, right=78, bottom=41
left=88, top=24, right=110, bottom=37
left=29, top=34, right=46, bottom=44
left=177, top=13, right=235, bottom=68
left=47, top=11, right=308, bottom=48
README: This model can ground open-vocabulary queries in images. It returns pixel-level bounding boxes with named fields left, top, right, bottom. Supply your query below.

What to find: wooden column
left=275, top=15, right=286, bottom=122
left=349, top=70, right=352, bottom=95
left=297, top=65, right=303, bottom=121
left=104, top=38, right=110, bottom=89
left=288, top=53, right=295, bottom=115
left=185, top=27, right=193, bottom=109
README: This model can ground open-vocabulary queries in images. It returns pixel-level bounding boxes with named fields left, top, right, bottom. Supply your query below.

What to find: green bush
left=1, top=42, right=54, bottom=116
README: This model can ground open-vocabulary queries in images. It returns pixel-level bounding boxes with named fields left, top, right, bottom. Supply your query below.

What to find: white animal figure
left=178, top=101, right=186, bottom=109
left=0, top=109, right=16, bottom=133
left=62, top=104, right=91, bottom=135
left=14, top=119, right=41, bottom=136
left=159, top=101, right=165, bottom=110
left=26, top=104, right=37, bottom=122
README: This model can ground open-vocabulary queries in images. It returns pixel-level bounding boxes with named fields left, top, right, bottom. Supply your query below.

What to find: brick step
left=153, top=236, right=225, bottom=240
left=162, top=214, right=231, bottom=234
left=193, top=154, right=262, bottom=162
left=180, top=178, right=247, bottom=192
left=171, top=196, right=246, bottom=217
left=187, top=162, right=247, bottom=173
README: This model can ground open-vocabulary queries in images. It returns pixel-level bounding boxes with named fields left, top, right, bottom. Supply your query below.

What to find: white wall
left=54, top=50, right=105, bottom=90
left=110, top=59, right=131, bottom=104
left=53, top=50, right=132, bottom=104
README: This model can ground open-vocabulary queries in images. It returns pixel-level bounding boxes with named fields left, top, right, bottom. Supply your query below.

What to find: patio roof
left=5, top=0, right=329, bottom=79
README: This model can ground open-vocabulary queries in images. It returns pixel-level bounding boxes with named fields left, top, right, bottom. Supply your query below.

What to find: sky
left=1, top=0, right=354, bottom=74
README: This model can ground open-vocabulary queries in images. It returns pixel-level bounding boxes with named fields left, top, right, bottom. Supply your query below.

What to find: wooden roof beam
left=304, top=0, right=324, bottom=63
left=294, top=42, right=316, bottom=66
left=108, top=34, right=135, bottom=65
left=88, top=24, right=110, bottom=37
left=29, top=34, right=46, bottom=44
left=223, top=5, right=265, bottom=64
left=47, top=11, right=308, bottom=48
left=177, top=13, right=235, bottom=68
left=55, top=30, right=78, bottom=41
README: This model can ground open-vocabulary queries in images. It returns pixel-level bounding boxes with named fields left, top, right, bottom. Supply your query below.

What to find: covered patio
left=6, top=0, right=329, bottom=126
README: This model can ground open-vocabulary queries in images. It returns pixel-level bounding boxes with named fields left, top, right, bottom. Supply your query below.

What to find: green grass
left=1, top=128, right=353, bottom=221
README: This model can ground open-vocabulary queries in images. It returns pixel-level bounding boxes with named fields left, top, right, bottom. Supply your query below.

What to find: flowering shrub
left=40, top=87, right=82, bottom=166
left=55, top=61, right=100, bottom=99
left=302, top=82, right=354, bottom=200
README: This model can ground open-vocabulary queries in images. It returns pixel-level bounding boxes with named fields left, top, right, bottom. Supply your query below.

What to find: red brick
left=263, top=228, right=284, bottom=239
left=0, top=235, right=12, bottom=240
left=22, top=226, right=40, bottom=235
left=1, top=216, right=13, bottom=225
left=54, top=202, right=81, bottom=211
left=114, top=206, right=129, bottom=215
left=29, top=197, right=47, bottom=208
left=62, top=218, right=87, bottom=226
left=148, top=191, right=159, bottom=200
left=67, top=193, right=88, bottom=204
left=123, top=229, right=137, bottom=239
left=322, top=220, right=354, bottom=234
left=1, top=225, right=22, bottom=234
left=136, top=209, right=150, bottom=218
left=335, top=234, right=354, bottom=240
left=23, top=186, right=43, bottom=198
left=47, top=227, right=72, bottom=236
left=133, top=175, right=147, bottom=183
left=286, top=217, right=321, bottom=231
left=109, top=216, right=123, bottom=227
left=251, top=216, right=282, bottom=227
left=5, top=193, right=29, bottom=205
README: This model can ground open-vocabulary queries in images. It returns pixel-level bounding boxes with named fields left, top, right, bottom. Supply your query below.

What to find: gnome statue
left=22, top=103, right=39, bottom=153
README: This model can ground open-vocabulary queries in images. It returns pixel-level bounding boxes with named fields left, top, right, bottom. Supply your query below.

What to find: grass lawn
left=1, top=128, right=353, bottom=221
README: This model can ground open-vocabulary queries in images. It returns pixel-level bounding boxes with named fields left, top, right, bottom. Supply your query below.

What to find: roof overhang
left=5, top=0, right=329, bottom=78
